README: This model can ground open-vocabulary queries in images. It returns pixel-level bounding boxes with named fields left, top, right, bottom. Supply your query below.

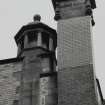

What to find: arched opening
left=42, top=32, right=49, bottom=49
left=26, top=30, right=38, bottom=48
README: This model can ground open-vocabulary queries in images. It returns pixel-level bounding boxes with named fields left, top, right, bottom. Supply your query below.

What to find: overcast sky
left=0, top=0, right=105, bottom=98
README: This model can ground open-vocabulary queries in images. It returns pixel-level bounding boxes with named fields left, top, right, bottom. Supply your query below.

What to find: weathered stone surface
left=53, top=0, right=91, bottom=19
left=57, top=16, right=99, bottom=105
left=39, top=76, right=57, bottom=105
left=0, top=61, right=22, bottom=105
left=58, top=64, right=98, bottom=105
left=20, top=49, right=51, bottom=105
left=57, top=16, right=93, bottom=69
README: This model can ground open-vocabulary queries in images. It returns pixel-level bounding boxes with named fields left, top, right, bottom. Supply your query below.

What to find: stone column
left=39, top=54, right=57, bottom=105
left=49, top=38, right=53, bottom=51
left=17, top=43, right=21, bottom=56
left=24, top=35, right=28, bottom=48
left=37, top=32, right=42, bottom=46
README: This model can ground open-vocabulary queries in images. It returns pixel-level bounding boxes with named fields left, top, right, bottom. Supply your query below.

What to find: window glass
left=28, top=31, right=37, bottom=43
left=42, top=32, right=49, bottom=49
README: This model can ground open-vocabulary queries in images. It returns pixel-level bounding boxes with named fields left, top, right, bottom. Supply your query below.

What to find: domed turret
left=14, top=15, right=57, bottom=105
left=14, top=15, right=57, bottom=57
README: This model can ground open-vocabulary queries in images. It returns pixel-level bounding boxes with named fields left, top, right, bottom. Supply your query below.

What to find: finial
left=33, top=14, right=41, bottom=21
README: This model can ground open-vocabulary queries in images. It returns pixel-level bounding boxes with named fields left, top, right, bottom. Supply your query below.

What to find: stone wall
left=57, top=16, right=99, bottom=105
left=0, top=60, right=22, bottom=105
left=58, top=64, right=98, bottom=105
left=57, top=16, right=93, bottom=69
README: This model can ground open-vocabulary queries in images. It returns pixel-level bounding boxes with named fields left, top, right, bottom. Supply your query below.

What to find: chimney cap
left=33, top=14, right=41, bottom=21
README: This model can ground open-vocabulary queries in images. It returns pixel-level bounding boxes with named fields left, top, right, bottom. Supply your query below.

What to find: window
left=20, top=40, right=24, bottom=50
left=18, top=36, right=24, bottom=50
left=28, top=31, right=37, bottom=43
left=42, top=32, right=49, bottom=49
left=13, top=100, right=19, bottom=105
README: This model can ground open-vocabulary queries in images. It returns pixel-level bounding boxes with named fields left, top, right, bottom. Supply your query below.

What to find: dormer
left=14, top=15, right=57, bottom=57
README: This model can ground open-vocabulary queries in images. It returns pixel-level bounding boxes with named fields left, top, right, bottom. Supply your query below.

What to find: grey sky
left=0, top=0, right=105, bottom=97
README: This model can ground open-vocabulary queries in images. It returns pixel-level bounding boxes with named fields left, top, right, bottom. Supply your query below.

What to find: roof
left=14, top=21, right=57, bottom=45
left=0, top=57, right=23, bottom=65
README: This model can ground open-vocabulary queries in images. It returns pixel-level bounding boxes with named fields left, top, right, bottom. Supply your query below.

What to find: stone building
left=0, top=15, right=57, bottom=105
left=0, top=58, right=22, bottom=105
left=51, top=0, right=104, bottom=105
left=0, top=0, right=104, bottom=105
